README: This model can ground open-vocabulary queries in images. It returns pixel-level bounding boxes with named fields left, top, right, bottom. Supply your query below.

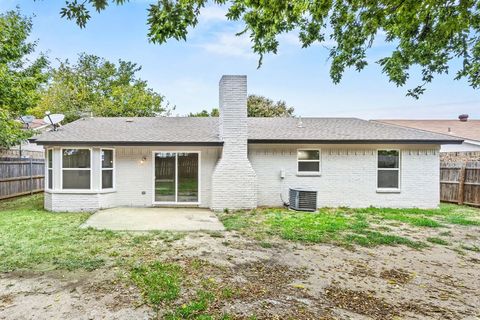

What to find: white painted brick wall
left=249, top=144, right=440, bottom=209
left=47, top=146, right=220, bottom=211
left=112, top=146, right=220, bottom=208
left=48, top=192, right=100, bottom=212
left=44, top=192, right=52, bottom=211
left=212, top=75, right=257, bottom=210
left=46, top=143, right=440, bottom=211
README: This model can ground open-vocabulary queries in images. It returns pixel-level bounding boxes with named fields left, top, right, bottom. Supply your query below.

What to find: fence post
left=457, top=164, right=466, bottom=205
left=29, top=158, right=33, bottom=195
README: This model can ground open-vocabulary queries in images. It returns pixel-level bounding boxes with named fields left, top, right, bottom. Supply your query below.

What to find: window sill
left=296, top=172, right=321, bottom=177
left=45, top=189, right=117, bottom=194
left=376, top=188, right=401, bottom=194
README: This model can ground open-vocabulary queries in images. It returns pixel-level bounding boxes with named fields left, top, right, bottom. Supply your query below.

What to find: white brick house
left=32, top=75, right=462, bottom=212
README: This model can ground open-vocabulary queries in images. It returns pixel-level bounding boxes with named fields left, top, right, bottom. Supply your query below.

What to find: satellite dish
left=20, top=115, right=35, bottom=128
left=43, top=113, right=65, bottom=131
left=20, top=115, right=35, bottom=124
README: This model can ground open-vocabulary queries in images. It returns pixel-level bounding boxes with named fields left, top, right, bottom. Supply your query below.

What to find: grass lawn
left=0, top=194, right=183, bottom=272
left=2, top=194, right=475, bottom=272
left=220, top=204, right=480, bottom=248
left=155, top=179, right=198, bottom=196
left=1, top=194, right=480, bottom=319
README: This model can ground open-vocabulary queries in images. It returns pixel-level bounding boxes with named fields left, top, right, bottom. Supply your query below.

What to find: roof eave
left=31, top=140, right=224, bottom=147
left=31, top=139, right=464, bottom=146
left=247, top=139, right=464, bottom=145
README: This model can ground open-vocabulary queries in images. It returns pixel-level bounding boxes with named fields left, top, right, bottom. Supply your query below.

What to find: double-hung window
left=297, top=149, right=321, bottom=174
left=377, top=150, right=400, bottom=190
left=47, top=149, right=53, bottom=189
left=101, top=149, right=114, bottom=189
left=62, top=149, right=91, bottom=189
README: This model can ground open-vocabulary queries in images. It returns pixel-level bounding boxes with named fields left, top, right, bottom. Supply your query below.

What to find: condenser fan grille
left=289, top=188, right=317, bottom=211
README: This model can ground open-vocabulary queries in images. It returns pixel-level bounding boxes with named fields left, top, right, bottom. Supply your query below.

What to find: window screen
left=62, top=149, right=91, bottom=189
left=377, top=150, right=400, bottom=189
left=297, top=150, right=320, bottom=173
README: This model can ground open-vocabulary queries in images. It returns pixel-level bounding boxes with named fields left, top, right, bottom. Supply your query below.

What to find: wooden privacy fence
left=440, top=161, right=480, bottom=206
left=0, top=158, right=45, bottom=200
left=155, top=156, right=199, bottom=179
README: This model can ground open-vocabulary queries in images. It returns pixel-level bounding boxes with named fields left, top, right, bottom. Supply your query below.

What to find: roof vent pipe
left=297, top=116, right=304, bottom=128
left=458, top=114, right=469, bottom=122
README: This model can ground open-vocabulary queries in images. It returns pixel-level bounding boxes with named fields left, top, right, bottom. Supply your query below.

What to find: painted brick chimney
left=211, top=75, right=257, bottom=210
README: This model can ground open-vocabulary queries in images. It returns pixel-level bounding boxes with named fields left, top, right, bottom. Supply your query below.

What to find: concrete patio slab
left=81, top=207, right=225, bottom=231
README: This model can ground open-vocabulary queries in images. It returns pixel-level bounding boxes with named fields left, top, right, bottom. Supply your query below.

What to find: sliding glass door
left=154, top=152, right=176, bottom=202
left=177, top=153, right=199, bottom=202
left=154, top=152, right=199, bottom=203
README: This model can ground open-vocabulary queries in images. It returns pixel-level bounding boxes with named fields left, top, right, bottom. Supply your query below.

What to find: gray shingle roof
left=32, top=117, right=463, bottom=145
left=247, top=118, right=462, bottom=143
left=33, top=117, right=221, bottom=145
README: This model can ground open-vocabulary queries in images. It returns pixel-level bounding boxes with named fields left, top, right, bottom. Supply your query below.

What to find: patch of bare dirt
left=168, top=258, right=332, bottom=319
left=469, top=257, right=480, bottom=264
left=324, top=284, right=460, bottom=320
left=325, top=285, right=399, bottom=319
left=82, top=278, right=142, bottom=312
left=348, top=261, right=376, bottom=278
left=0, top=294, right=14, bottom=306
left=379, top=268, right=413, bottom=285
left=1, top=224, right=480, bottom=319
left=0, top=269, right=149, bottom=320
left=167, top=231, right=480, bottom=319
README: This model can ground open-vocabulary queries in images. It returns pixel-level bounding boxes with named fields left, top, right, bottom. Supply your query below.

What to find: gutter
left=247, top=139, right=464, bottom=145
left=31, top=139, right=463, bottom=146
left=30, top=140, right=224, bottom=147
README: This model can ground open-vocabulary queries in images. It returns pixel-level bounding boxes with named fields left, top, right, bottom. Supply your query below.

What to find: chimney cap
left=458, top=114, right=469, bottom=122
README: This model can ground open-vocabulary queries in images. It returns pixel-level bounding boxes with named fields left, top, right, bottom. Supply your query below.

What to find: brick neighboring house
left=31, top=75, right=462, bottom=212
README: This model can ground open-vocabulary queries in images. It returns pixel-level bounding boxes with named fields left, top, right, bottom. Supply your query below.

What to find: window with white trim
left=62, top=149, right=91, bottom=189
left=297, top=149, right=320, bottom=173
left=101, top=149, right=114, bottom=189
left=47, top=149, right=53, bottom=189
left=377, top=150, right=400, bottom=189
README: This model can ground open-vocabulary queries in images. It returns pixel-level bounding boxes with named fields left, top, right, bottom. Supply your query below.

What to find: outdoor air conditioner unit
left=289, top=188, right=317, bottom=211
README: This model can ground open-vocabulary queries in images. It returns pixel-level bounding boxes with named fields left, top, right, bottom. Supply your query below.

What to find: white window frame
left=376, top=149, right=401, bottom=192
left=46, top=148, right=53, bottom=190
left=297, top=149, right=321, bottom=175
left=100, top=148, right=115, bottom=190
left=151, top=151, right=201, bottom=205
left=60, top=147, right=93, bottom=191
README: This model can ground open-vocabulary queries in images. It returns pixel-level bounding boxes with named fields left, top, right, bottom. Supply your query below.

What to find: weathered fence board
left=440, top=161, right=480, bottom=206
left=0, top=158, right=45, bottom=200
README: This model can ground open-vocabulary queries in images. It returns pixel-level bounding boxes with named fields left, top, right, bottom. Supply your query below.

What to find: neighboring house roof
left=377, top=120, right=480, bottom=143
left=29, top=119, right=49, bottom=130
left=17, top=118, right=50, bottom=132
left=17, top=118, right=49, bottom=130
left=31, top=117, right=463, bottom=146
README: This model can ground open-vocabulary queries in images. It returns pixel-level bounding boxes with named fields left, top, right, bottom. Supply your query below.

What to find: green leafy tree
left=188, top=95, right=293, bottom=117
left=59, top=1, right=480, bottom=98
left=0, top=110, right=31, bottom=148
left=31, top=53, right=171, bottom=122
left=188, top=108, right=219, bottom=117
left=0, top=10, right=49, bottom=147
left=247, top=94, right=294, bottom=117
